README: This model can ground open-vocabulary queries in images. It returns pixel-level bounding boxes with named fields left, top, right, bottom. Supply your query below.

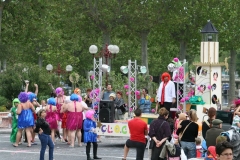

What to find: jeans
left=39, top=133, right=54, bottom=160
left=180, top=141, right=196, bottom=159
left=126, top=139, right=145, bottom=160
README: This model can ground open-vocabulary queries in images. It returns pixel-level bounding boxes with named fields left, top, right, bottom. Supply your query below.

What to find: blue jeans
left=38, top=133, right=54, bottom=160
left=180, top=141, right=196, bottom=159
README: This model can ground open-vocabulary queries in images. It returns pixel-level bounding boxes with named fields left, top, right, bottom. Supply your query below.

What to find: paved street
left=0, top=131, right=149, bottom=160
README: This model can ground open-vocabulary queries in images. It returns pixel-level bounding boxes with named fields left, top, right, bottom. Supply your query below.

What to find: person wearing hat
left=205, top=119, right=225, bottom=148
left=109, top=93, right=116, bottom=101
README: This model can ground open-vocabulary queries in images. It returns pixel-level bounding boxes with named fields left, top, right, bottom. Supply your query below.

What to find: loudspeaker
left=99, top=100, right=115, bottom=123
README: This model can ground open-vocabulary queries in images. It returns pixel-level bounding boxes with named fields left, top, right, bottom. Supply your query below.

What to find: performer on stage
left=157, top=72, right=176, bottom=116
left=45, top=97, right=58, bottom=143
left=84, top=110, right=101, bottom=160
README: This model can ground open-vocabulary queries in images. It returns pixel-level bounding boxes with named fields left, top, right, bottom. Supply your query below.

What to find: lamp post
left=46, top=64, right=73, bottom=93
left=89, top=44, right=119, bottom=87
left=46, top=63, right=72, bottom=75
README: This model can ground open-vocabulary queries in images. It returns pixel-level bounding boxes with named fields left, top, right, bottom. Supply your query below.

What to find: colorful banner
left=96, top=123, right=130, bottom=137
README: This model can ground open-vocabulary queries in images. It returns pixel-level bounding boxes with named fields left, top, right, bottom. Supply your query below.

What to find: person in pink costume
left=45, top=97, right=58, bottom=143
left=55, top=87, right=67, bottom=142
left=63, top=94, right=88, bottom=147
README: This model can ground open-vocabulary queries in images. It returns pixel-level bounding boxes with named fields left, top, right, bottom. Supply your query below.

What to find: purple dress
left=66, top=101, right=83, bottom=131
left=45, top=105, right=58, bottom=129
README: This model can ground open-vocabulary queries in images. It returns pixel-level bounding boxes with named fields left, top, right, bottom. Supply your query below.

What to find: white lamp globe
left=89, top=45, right=98, bottom=54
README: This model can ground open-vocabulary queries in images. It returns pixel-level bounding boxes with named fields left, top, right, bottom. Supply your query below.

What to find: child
left=231, top=112, right=240, bottom=133
left=176, top=112, right=187, bottom=129
left=173, top=112, right=187, bottom=142
left=84, top=110, right=101, bottom=160
left=195, top=137, right=202, bottom=158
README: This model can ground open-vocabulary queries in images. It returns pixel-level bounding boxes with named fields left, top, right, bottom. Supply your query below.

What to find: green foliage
left=0, top=106, right=7, bottom=112
left=0, top=63, right=60, bottom=100
left=0, top=96, right=9, bottom=106
left=0, top=0, right=240, bottom=104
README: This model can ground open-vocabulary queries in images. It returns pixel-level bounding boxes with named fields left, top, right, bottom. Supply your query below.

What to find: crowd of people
left=8, top=71, right=240, bottom=160
left=8, top=82, right=104, bottom=160
left=122, top=72, right=237, bottom=160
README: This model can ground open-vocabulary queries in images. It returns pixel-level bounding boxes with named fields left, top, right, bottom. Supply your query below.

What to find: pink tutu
left=66, top=112, right=83, bottom=130
left=46, top=107, right=58, bottom=129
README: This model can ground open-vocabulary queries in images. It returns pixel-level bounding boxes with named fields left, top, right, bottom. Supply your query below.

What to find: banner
left=96, top=123, right=130, bottom=137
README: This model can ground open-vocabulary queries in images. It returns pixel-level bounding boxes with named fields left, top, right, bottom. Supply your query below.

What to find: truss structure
left=128, top=60, right=137, bottom=118
left=93, top=58, right=102, bottom=116
left=175, top=59, right=189, bottom=112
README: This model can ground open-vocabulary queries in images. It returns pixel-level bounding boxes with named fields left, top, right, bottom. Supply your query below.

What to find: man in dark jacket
left=205, top=119, right=224, bottom=148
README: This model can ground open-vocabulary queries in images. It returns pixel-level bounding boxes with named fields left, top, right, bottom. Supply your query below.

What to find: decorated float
left=92, top=22, right=228, bottom=137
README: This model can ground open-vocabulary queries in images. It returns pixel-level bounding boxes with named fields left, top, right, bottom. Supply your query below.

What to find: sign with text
left=96, top=123, right=130, bottom=137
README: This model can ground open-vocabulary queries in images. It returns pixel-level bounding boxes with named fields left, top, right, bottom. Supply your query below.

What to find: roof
left=201, top=20, right=218, bottom=33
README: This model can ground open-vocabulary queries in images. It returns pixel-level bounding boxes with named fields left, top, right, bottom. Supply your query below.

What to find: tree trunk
left=228, top=50, right=237, bottom=106
left=179, top=40, right=187, bottom=61
left=38, top=55, right=43, bottom=68
left=141, top=31, right=149, bottom=75
left=3, top=59, right=6, bottom=71
left=0, top=6, right=2, bottom=37
left=0, top=5, right=6, bottom=71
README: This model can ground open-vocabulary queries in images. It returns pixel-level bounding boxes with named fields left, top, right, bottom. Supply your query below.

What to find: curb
left=0, top=128, right=11, bottom=134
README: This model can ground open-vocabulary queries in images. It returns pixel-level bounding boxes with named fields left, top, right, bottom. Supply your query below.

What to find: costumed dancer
left=13, top=92, right=35, bottom=147
left=45, top=97, right=58, bottom=143
left=35, top=109, right=54, bottom=160
left=64, top=94, right=88, bottom=147
left=28, top=92, right=39, bottom=145
left=55, top=87, right=67, bottom=142
left=10, top=98, right=20, bottom=144
left=84, top=110, right=101, bottom=160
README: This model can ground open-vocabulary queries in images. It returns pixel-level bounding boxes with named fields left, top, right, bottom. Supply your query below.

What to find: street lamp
left=46, top=63, right=72, bottom=76
left=89, top=44, right=116, bottom=87
left=66, top=65, right=73, bottom=72
left=46, top=64, right=53, bottom=72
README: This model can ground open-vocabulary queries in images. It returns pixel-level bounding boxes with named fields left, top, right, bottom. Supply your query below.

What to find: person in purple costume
left=13, top=92, right=35, bottom=147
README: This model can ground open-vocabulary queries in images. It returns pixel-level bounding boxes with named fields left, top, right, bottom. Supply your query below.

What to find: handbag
left=119, top=104, right=126, bottom=114
left=178, top=121, right=192, bottom=141
left=149, top=121, right=166, bottom=149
